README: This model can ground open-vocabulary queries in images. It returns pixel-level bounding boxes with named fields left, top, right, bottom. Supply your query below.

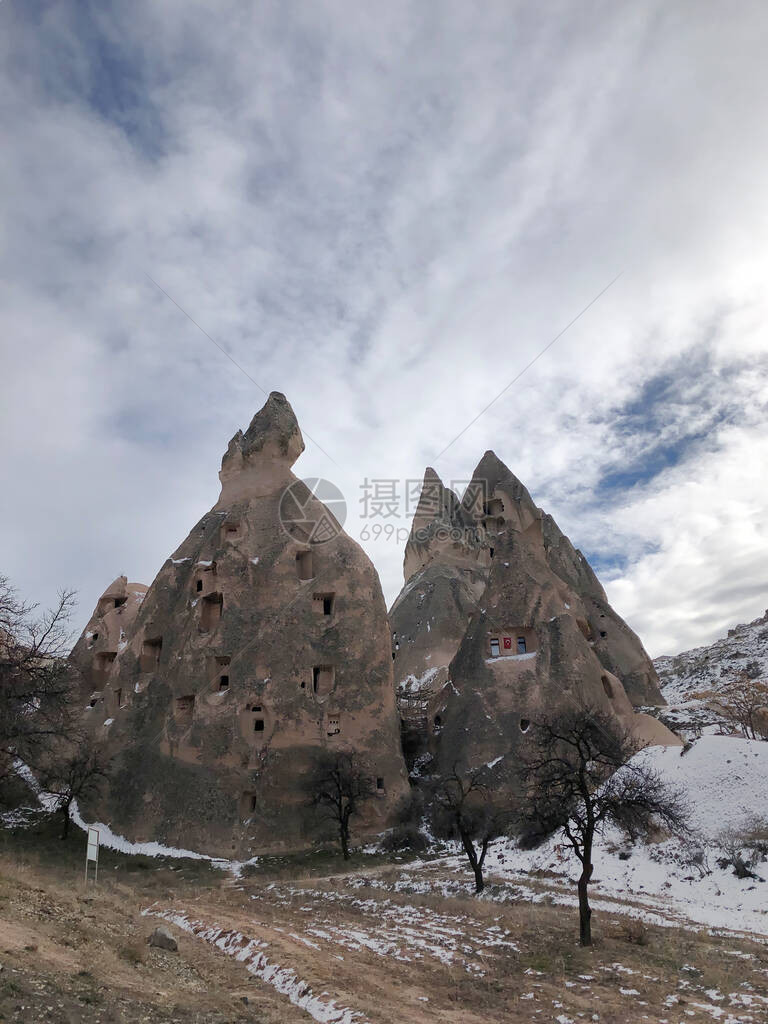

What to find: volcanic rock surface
left=390, top=452, right=678, bottom=776
left=69, top=575, right=148, bottom=704
left=73, top=393, right=408, bottom=856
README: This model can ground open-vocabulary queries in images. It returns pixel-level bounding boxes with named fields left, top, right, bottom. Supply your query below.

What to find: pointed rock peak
left=218, top=392, right=305, bottom=504
left=411, top=466, right=459, bottom=526
left=223, top=392, right=304, bottom=468
left=461, top=449, right=536, bottom=516
left=242, top=392, right=299, bottom=449
left=473, top=449, right=514, bottom=484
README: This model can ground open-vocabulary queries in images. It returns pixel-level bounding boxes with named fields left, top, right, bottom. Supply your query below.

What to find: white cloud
left=1, top=1, right=767, bottom=658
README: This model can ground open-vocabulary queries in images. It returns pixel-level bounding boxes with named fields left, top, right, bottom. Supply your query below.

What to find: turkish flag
left=503, top=637, right=512, bottom=649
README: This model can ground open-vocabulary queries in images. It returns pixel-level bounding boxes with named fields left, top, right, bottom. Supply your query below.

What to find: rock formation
left=73, top=393, right=408, bottom=856
left=69, top=576, right=148, bottom=707
left=389, top=468, right=490, bottom=765
left=390, top=452, right=679, bottom=775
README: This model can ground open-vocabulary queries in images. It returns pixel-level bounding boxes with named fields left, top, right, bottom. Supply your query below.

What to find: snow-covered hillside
left=655, top=609, right=768, bottom=703
left=382, top=736, right=768, bottom=940
left=652, top=608, right=768, bottom=733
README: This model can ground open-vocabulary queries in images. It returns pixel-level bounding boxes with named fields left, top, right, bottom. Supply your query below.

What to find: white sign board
left=85, top=826, right=99, bottom=883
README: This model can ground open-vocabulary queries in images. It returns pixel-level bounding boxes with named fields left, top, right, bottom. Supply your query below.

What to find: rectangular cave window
left=223, top=520, right=241, bottom=541
left=489, top=547, right=494, bottom=558
left=313, top=593, right=335, bottom=616
left=196, top=579, right=203, bottom=592
left=200, top=593, right=223, bottom=631
left=517, top=636, right=527, bottom=654
left=376, top=776, right=384, bottom=791
left=600, top=630, right=607, bottom=638
left=115, top=687, right=122, bottom=709
left=95, top=651, right=117, bottom=680
left=140, top=637, right=162, bottom=672
left=176, top=695, right=195, bottom=721
left=296, top=550, right=314, bottom=581
left=254, top=718, right=264, bottom=732
left=490, top=638, right=500, bottom=658
left=114, top=597, right=127, bottom=609
left=240, top=792, right=258, bottom=818
left=312, top=665, right=334, bottom=696
left=219, top=674, right=229, bottom=691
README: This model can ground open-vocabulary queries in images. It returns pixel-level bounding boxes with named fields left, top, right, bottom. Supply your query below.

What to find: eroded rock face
left=390, top=469, right=489, bottom=769
left=390, top=451, right=678, bottom=776
left=75, top=393, right=408, bottom=856
left=69, top=576, right=148, bottom=710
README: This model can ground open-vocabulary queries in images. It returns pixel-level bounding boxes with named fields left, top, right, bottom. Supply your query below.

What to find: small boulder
left=147, top=925, right=177, bottom=952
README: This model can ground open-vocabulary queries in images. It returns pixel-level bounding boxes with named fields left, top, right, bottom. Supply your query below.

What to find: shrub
left=380, top=823, right=428, bottom=853
left=118, top=942, right=146, bottom=965
left=620, top=919, right=649, bottom=946
left=716, top=819, right=768, bottom=879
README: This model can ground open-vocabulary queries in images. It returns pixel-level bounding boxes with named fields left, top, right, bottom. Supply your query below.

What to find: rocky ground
left=1, top=817, right=768, bottom=1024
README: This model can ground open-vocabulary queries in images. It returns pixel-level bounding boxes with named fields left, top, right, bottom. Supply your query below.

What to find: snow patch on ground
left=11, top=763, right=257, bottom=873
left=250, top=885, right=518, bottom=976
left=485, top=652, right=537, bottom=664
left=145, top=909, right=370, bottom=1024
left=346, top=737, right=768, bottom=941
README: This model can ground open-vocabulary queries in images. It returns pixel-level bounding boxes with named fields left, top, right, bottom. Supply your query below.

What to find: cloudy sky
left=1, top=0, right=767, bottom=658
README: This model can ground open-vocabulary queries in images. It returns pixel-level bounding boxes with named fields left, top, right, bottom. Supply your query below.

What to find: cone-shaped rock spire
left=218, top=392, right=305, bottom=505
left=390, top=449, right=675, bottom=776
left=71, top=394, right=408, bottom=857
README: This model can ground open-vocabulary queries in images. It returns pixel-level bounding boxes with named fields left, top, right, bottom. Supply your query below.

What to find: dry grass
left=0, top=825, right=295, bottom=1022
left=0, top=822, right=767, bottom=1023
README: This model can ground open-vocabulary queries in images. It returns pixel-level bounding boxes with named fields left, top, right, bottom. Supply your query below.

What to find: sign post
left=85, top=826, right=99, bottom=885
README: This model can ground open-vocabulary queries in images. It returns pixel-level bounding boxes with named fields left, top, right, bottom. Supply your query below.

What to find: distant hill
left=652, top=608, right=768, bottom=734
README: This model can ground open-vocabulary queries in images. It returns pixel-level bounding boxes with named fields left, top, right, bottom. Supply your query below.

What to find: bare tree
left=710, top=672, right=768, bottom=740
left=0, top=576, right=79, bottom=791
left=429, top=763, right=511, bottom=893
left=518, top=704, right=689, bottom=946
left=306, top=751, right=375, bottom=859
left=39, top=737, right=112, bottom=839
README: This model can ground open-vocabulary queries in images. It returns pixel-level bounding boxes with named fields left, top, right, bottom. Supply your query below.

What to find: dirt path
left=148, top=866, right=768, bottom=1024
left=3, top=851, right=768, bottom=1023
